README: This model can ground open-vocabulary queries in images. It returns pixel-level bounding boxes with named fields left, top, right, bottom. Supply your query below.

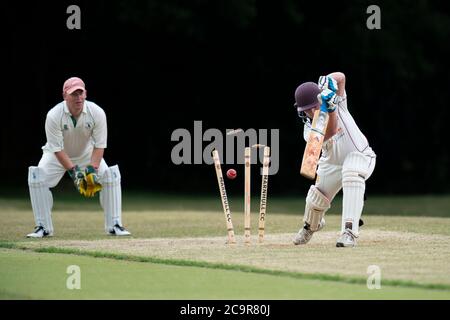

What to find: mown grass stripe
left=1, top=241, right=449, bottom=292
left=0, top=242, right=17, bottom=249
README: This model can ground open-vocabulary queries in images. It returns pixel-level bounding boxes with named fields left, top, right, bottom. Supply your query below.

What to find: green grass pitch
left=1, top=193, right=450, bottom=299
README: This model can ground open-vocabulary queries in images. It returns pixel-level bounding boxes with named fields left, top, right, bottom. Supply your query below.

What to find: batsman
left=26, top=77, right=131, bottom=238
left=293, top=72, right=376, bottom=247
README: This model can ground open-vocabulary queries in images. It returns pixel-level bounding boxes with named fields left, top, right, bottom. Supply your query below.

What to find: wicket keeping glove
left=318, top=75, right=338, bottom=93
left=317, top=89, right=338, bottom=113
left=68, top=165, right=88, bottom=196
left=84, top=165, right=102, bottom=197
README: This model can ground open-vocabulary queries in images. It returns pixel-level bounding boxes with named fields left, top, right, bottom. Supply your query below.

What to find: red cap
left=63, top=77, right=86, bottom=94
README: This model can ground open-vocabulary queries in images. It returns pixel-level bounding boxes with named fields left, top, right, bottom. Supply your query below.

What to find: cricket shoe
left=293, top=218, right=325, bottom=245
left=109, top=224, right=131, bottom=236
left=336, top=229, right=357, bottom=247
left=26, top=226, right=52, bottom=238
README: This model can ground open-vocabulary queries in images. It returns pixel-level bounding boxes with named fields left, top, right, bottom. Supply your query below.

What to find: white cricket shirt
left=303, top=92, right=374, bottom=165
left=42, top=100, right=107, bottom=160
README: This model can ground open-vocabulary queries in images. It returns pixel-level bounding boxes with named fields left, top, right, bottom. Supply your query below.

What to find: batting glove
left=317, top=89, right=338, bottom=113
left=68, top=165, right=87, bottom=196
left=318, top=75, right=338, bottom=93
left=84, top=165, right=102, bottom=197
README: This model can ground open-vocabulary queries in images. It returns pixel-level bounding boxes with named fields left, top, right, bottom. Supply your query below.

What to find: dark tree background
left=4, top=0, right=450, bottom=195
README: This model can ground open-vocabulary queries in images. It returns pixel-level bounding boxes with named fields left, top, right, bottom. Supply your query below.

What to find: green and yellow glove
left=84, top=165, right=102, bottom=197
left=68, top=165, right=88, bottom=196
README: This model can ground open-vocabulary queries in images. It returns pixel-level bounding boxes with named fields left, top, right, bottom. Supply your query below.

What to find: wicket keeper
left=293, top=72, right=376, bottom=247
left=26, top=77, right=131, bottom=238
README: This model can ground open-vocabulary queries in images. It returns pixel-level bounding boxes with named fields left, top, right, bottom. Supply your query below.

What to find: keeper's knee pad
left=28, top=166, right=54, bottom=234
left=100, top=165, right=122, bottom=232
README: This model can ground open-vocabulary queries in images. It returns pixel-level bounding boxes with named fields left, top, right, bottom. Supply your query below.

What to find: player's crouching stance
left=293, top=73, right=376, bottom=247
left=27, top=77, right=131, bottom=238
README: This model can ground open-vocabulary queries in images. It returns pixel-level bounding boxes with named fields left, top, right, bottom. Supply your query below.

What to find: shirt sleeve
left=92, top=107, right=107, bottom=148
left=338, top=90, right=348, bottom=111
left=303, top=122, right=311, bottom=142
left=45, top=113, right=64, bottom=153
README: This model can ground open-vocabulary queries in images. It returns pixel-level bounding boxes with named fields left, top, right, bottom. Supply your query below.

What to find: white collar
left=63, top=101, right=87, bottom=115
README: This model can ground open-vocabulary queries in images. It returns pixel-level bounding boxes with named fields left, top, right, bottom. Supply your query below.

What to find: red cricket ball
left=226, top=169, right=237, bottom=180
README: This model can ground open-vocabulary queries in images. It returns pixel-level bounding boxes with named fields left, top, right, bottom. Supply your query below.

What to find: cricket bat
left=300, top=109, right=329, bottom=179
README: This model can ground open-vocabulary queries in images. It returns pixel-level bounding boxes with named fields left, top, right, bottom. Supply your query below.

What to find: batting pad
left=28, top=166, right=54, bottom=234
left=342, top=152, right=370, bottom=235
left=100, top=165, right=122, bottom=233
left=303, top=185, right=330, bottom=231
